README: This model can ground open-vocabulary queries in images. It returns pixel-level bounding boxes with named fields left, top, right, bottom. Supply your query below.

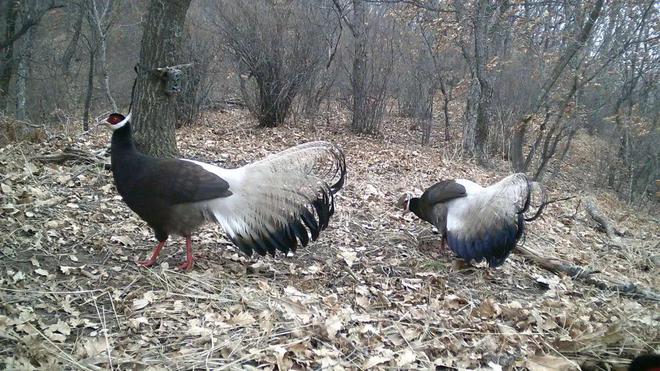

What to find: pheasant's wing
left=445, top=174, right=531, bottom=267
left=126, top=157, right=232, bottom=204
left=421, top=180, right=467, bottom=205
left=186, top=141, right=346, bottom=256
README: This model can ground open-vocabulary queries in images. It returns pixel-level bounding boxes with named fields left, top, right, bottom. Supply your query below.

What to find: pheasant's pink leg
left=177, top=236, right=195, bottom=271
left=138, top=240, right=166, bottom=268
left=440, top=236, right=447, bottom=251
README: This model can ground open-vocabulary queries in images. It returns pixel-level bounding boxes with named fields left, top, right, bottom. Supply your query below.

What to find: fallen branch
left=517, top=244, right=660, bottom=302
left=34, top=147, right=111, bottom=170
left=584, top=197, right=625, bottom=238
left=525, top=195, right=576, bottom=222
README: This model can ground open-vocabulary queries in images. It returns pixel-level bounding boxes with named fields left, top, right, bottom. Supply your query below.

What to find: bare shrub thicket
left=394, top=22, right=462, bottom=145
left=332, top=2, right=398, bottom=134
left=207, top=0, right=328, bottom=127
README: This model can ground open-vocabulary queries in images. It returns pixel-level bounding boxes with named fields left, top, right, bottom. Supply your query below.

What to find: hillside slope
left=0, top=110, right=657, bottom=370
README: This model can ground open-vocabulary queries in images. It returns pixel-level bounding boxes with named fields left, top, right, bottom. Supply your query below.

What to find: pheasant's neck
left=111, top=123, right=136, bottom=155
left=409, top=198, right=427, bottom=221
left=111, top=123, right=140, bottom=175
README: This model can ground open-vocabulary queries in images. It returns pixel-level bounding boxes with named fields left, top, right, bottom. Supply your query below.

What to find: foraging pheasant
left=397, top=174, right=540, bottom=267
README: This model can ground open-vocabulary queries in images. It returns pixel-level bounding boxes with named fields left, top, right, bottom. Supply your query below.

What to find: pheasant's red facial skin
left=104, top=113, right=130, bottom=130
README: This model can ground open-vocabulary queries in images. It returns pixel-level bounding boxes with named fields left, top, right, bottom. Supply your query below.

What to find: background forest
left=1, top=0, right=658, bottom=201
left=0, top=0, right=658, bottom=369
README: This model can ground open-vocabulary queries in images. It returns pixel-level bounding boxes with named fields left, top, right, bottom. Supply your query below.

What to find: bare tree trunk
left=517, top=244, right=658, bottom=301
left=15, top=27, right=33, bottom=121
left=0, top=1, right=61, bottom=111
left=472, top=0, right=492, bottom=157
left=98, top=37, right=116, bottom=111
left=61, top=2, right=84, bottom=75
left=421, top=85, right=434, bottom=145
left=350, top=0, right=370, bottom=134
left=549, top=128, right=576, bottom=181
left=132, top=0, right=191, bottom=157
left=439, top=78, right=451, bottom=142
left=90, top=0, right=117, bottom=111
left=0, top=0, right=20, bottom=111
left=82, top=50, right=95, bottom=132
left=463, top=78, right=479, bottom=154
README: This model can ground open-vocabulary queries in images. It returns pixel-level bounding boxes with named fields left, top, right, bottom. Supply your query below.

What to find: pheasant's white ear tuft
left=396, top=192, right=412, bottom=211
left=115, top=112, right=131, bottom=129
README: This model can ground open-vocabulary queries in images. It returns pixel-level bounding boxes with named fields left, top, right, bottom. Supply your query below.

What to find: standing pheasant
left=103, top=112, right=346, bottom=270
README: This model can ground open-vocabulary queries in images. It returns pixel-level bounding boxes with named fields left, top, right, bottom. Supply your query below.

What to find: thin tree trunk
left=132, top=0, right=191, bottom=157
left=91, top=0, right=117, bottom=111
left=421, top=85, right=434, bottom=145
left=83, top=50, right=95, bottom=132
left=549, top=128, right=576, bottom=181
left=461, top=0, right=492, bottom=158
left=463, top=78, right=479, bottom=154
left=0, top=0, right=20, bottom=111
left=439, top=79, right=450, bottom=142
left=350, top=0, right=370, bottom=134
left=473, top=0, right=491, bottom=156
left=62, top=2, right=84, bottom=75
left=15, top=27, right=33, bottom=121
left=97, top=35, right=116, bottom=111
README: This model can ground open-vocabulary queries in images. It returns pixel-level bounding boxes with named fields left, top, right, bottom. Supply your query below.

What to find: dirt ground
left=0, top=109, right=658, bottom=370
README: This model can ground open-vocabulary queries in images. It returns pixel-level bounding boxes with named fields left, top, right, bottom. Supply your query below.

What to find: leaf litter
left=0, top=108, right=658, bottom=370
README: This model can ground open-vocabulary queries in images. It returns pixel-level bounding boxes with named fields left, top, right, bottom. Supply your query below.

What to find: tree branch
left=517, top=244, right=660, bottom=302
left=0, top=3, right=65, bottom=50
left=331, top=0, right=357, bottom=36
left=532, top=0, right=604, bottom=112
left=364, top=0, right=455, bottom=13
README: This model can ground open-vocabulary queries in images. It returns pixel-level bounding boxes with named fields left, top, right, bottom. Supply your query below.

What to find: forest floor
left=0, top=109, right=658, bottom=370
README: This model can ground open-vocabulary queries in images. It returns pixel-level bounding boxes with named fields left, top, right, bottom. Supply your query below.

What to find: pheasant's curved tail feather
left=196, top=141, right=346, bottom=257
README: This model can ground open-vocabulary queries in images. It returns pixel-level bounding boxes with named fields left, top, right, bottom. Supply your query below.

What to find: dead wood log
left=584, top=197, right=625, bottom=238
left=517, top=244, right=660, bottom=302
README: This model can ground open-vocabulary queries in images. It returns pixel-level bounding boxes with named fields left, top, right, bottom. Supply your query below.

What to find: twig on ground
left=517, top=244, right=660, bottom=302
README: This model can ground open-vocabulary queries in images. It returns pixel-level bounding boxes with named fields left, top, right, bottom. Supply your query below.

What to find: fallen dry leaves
left=0, top=108, right=658, bottom=370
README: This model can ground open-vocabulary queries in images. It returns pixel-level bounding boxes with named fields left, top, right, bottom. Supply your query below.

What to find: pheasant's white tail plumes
left=195, top=141, right=346, bottom=256
left=446, top=173, right=535, bottom=267
left=246, top=141, right=346, bottom=194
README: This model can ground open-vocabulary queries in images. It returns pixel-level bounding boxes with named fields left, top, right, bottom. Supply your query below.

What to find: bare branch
left=0, top=3, right=65, bottom=49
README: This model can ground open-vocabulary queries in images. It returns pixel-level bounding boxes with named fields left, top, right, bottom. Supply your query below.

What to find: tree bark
left=0, top=0, right=20, bottom=111
left=90, top=0, right=117, bottom=111
left=439, top=78, right=451, bottom=141
left=82, top=50, right=95, bottom=132
left=350, top=0, right=370, bottom=134
left=132, top=0, right=191, bottom=157
left=0, top=0, right=62, bottom=111
left=15, top=27, right=33, bottom=121
left=472, top=0, right=492, bottom=156
left=61, top=2, right=84, bottom=75
left=460, top=0, right=495, bottom=158
left=463, top=78, right=479, bottom=154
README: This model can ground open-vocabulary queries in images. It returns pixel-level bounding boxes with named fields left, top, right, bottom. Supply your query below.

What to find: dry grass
left=0, top=109, right=657, bottom=370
